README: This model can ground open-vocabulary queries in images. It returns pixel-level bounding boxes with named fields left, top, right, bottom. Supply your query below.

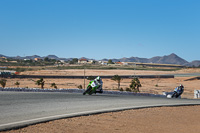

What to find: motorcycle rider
left=173, top=84, right=184, bottom=98
left=94, top=76, right=103, bottom=93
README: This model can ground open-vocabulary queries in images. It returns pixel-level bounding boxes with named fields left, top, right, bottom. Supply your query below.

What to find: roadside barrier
left=194, top=90, right=200, bottom=98
left=0, top=72, right=11, bottom=77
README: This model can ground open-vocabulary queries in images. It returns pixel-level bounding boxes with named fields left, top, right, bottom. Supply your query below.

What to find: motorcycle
left=163, top=87, right=183, bottom=98
left=83, top=80, right=99, bottom=95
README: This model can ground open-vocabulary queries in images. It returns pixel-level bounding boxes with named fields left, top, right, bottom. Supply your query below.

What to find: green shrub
left=15, top=67, right=26, bottom=72
left=78, top=85, right=83, bottom=89
left=51, top=83, right=57, bottom=89
left=35, top=78, right=45, bottom=89
left=155, top=84, right=158, bottom=87
left=119, top=88, right=124, bottom=91
left=111, top=75, right=122, bottom=90
left=129, top=78, right=141, bottom=93
left=15, top=81, right=20, bottom=88
left=0, top=79, right=7, bottom=88
left=126, top=88, right=131, bottom=92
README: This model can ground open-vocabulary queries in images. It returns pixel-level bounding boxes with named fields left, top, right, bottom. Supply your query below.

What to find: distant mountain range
left=112, top=53, right=189, bottom=65
left=0, top=53, right=199, bottom=67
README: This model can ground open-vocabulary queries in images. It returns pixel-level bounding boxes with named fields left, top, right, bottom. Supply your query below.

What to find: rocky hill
left=184, top=60, right=200, bottom=67
left=102, top=53, right=198, bottom=66
left=106, top=53, right=188, bottom=65
left=149, top=53, right=189, bottom=65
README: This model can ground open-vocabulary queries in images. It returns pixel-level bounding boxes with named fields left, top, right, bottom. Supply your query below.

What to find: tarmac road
left=0, top=91, right=200, bottom=131
left=174, top=73, right=200, bottom=77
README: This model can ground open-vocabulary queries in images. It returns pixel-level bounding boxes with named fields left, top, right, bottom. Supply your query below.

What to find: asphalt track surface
left=0, top=91, right=200, bottom=131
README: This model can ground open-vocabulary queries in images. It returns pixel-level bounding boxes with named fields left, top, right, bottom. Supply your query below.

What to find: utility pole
left=134, top=62, right=136, bottom=78
left=84, top=67, right=85, bottom=89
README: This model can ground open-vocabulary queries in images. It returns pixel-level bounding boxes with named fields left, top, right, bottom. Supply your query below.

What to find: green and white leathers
left=83, top=76, right=103, bottom=95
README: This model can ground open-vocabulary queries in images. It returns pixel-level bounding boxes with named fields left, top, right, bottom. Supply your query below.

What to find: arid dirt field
left=2, top=106, right=200, bottom=133
left=1, top=68, right=200, bottom=133
left=5, top=68, right=200, bottom=99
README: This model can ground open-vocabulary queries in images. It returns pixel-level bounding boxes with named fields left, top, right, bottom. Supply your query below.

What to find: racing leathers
left=94, top=76, right=103, bottom=93
left=173, top=84, right=184, bottom=98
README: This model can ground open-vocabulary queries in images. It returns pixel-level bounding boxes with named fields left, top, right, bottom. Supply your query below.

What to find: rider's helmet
left=96, top=76, right=101, bottom=82
left=179, top=84, right=184, bottom=89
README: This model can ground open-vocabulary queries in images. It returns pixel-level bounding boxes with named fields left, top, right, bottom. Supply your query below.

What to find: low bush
left=126, top=87, right=131, bottom=92
left=78, top=85, right=83, bottom=89
left=119, top=88, right=124, bottom=91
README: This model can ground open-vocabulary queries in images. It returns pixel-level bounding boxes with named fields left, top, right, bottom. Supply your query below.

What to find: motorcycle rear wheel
left=172, top=92, right=177, bottom=98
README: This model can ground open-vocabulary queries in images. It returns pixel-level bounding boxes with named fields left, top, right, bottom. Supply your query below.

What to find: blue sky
left=0, top=0, right=199, bottom=62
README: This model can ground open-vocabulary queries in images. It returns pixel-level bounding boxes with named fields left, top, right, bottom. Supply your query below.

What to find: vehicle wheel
left=172, top=92, right=177, bottom=98
left=84, top=86, right=92, bottom=95
left=89, top=90, right=93, bottom=95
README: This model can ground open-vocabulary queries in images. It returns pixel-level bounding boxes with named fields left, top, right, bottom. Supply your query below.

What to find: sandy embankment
left=2, top=106, right=200, bottom=133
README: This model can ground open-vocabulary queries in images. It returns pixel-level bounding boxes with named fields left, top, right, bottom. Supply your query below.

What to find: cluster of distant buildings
left=0, top=56, right=184, bottom=68
left=0, top=57, right=44, bottom=63
left=0, top=57, right=17, bottom=63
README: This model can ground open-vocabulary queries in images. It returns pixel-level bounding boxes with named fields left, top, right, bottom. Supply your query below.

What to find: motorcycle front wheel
left=83, top=86, right=92, bottom=95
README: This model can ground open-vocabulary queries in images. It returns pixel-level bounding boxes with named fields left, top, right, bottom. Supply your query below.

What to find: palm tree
left=51, top=83, right=57, bottom=89
left=0, top=79, right=7, bottom=88
left=35, top=78, right=45, bottom=89
left=111, top=75, right=122, bottom=90
left=15, top=81, right=20, bottom=88
left=130, top=78, right=141, bottom=92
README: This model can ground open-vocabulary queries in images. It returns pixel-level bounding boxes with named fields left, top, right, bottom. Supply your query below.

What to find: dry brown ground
left=5, top=68, right=200, bottom=99
left=2, top=106, right=200, bottom=133
left=19, top=68, right=199, bottom=76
